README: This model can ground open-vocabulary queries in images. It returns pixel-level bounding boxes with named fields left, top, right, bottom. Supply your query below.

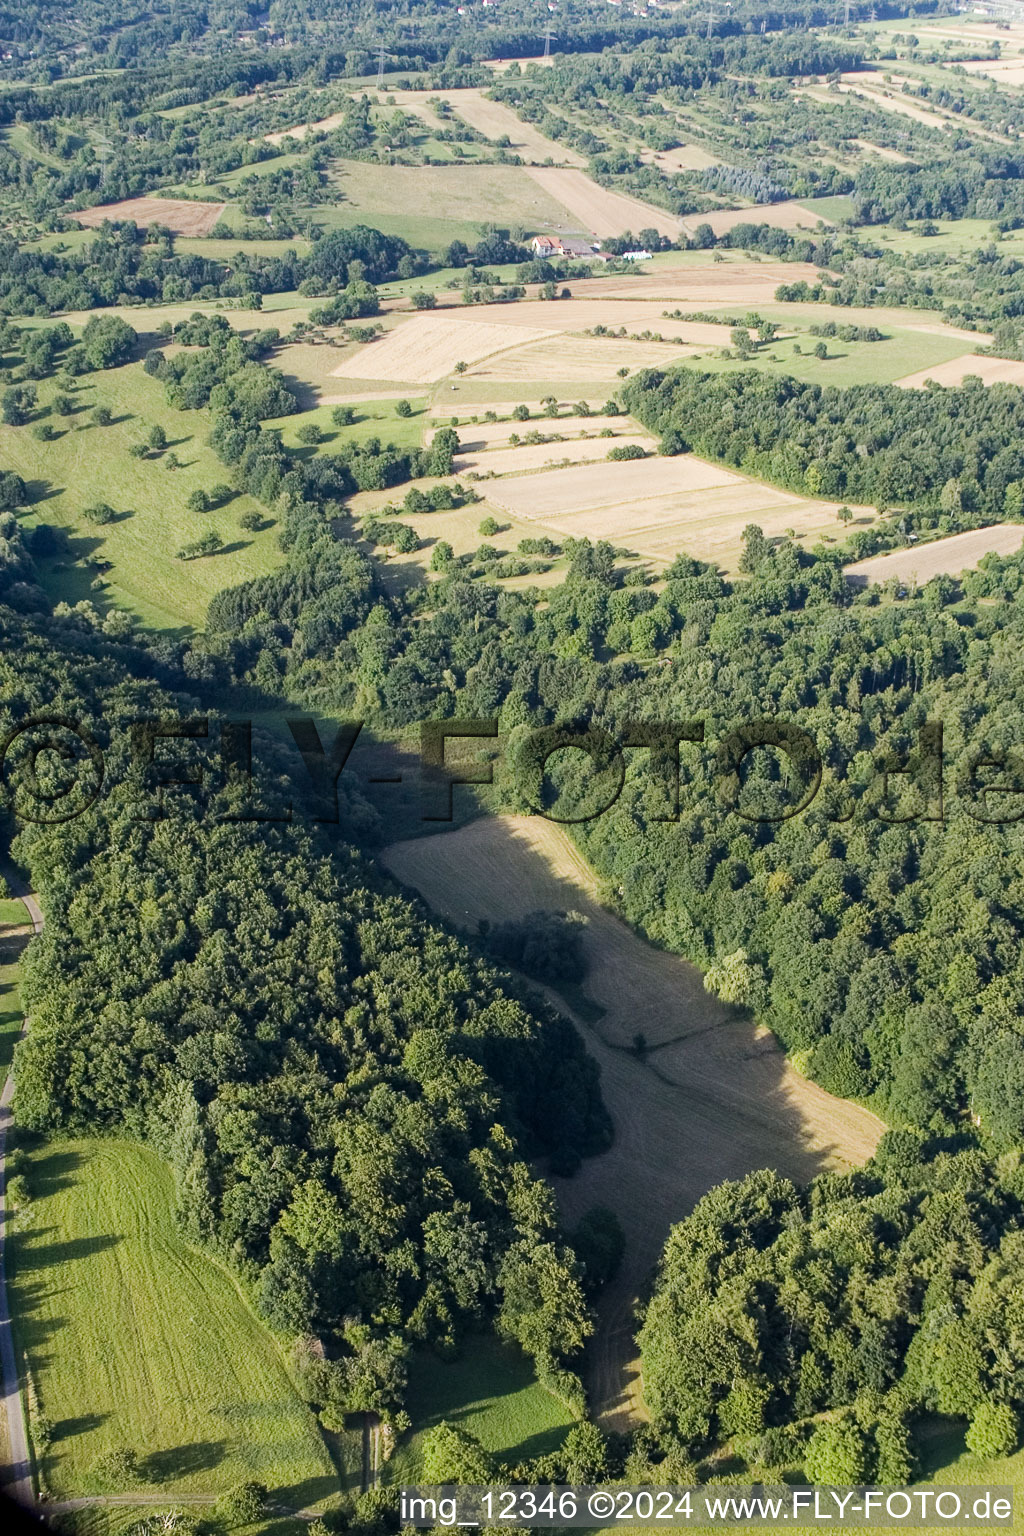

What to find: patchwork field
left=8, top=1139, right=340, bottom=1504
left=830, top=73, right=1007, bottom=141
left=481, top=453, right=873, bottom=570
left=71, top=197, right=226, bottom=235
left=524, top=166, right=681, bottom=240
left=896, top=354, right=1024, bottom=389
left=329, top=314, right=559, bottom=384
left=382, top=816, right=884, bottom=1429
left=845, top=526, right=1024, bottom=587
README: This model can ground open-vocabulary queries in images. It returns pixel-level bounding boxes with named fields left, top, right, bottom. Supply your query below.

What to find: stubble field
left=382, top=816, right=884, bottom=1430
left=71, top=197, right=226, bottom=235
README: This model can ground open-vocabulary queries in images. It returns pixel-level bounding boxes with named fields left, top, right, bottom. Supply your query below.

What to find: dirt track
left=381, top=816, right=884, bottom=1430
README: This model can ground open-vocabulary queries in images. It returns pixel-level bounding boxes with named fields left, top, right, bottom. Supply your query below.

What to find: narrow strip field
left=844, top=525, right=1024, bottom=586
left=678, top=198, right=834, bottom=238
left=8, top=1140, right=339, bottom=1504
left=431, top=90, right=586, bottom=166
left=524, top=167, right=681, bottom=239
left=381, top=817, right=884, bottom=1431
left=896, top=354, right=1024, bottom=389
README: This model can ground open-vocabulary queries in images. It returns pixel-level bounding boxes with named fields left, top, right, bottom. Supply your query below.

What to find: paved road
left=0, top=877, right=42, bottom=1507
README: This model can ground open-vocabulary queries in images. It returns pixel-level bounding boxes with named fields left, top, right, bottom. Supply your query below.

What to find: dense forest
left=8, top=0, right=1024, bottom=1505
left=0, top=598, right=612, bottom=1430
left=622, top=365, right=1024, bottom=523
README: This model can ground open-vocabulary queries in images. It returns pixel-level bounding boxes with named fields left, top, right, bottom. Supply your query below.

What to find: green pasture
left=8, top=1138, right=342, bottom=1507
left=385, top=1335, right=575, bottom=1484
left=2, top=363, right=284, bottom=632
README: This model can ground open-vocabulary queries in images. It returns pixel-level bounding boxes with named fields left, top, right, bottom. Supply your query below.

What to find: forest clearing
left=382, top=815, right=884, bottom=1430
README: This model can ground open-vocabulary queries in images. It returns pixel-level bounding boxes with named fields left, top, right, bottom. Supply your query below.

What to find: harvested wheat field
left=72, top=196, right=226, bottom=235
left=330, top=314, right=558, bottom=384
left=565, top=260, right=826, bottom=307
left=484, top=454, right=873, bottom=570
left=679, top=198, right=834, bottom=239
left=432, top=89, right=586, bottom=165
left=525, top=166, right=680, bottom=240
left=465, top=334, right=704, bottom=385
left=428, top=413, right=638, bottom=449
left=439, top=298, right=729, bottom=340
left=960, top=58, right=1024, bottom=86
left=845, top=526, right=1024, bottom=588
left=381, top=816, right=884, bottom=1429
left=452, top=434, right=655, bottom=477
left=896, top=353, right=1024, bottom=389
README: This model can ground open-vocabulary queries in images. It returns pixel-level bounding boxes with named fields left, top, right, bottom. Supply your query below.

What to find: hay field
left=895, top=353, right=1024, bottom=389
left=525, top=166, right=680, bottom=239
left=381, top=816, right=884, bottom=1429
left=644, top=143, right=721, bottom=173
left=431, top=395, right=610, bottom=418
left=565, top=260, right=825, bottom=306
left=464, top=334, right=704, bottom=385
left=9, top=1139, right=339, bottom=1503
left=845, top=526, right=1024, bottom=587
left=483, top=454, right=873, bottom=570
left=72, top=197, right=226, bottom=235
left=331, top=159, right=575, bottom=233
left=432, top=89, right=586, bottom=165
left=453, top=434, right=654, bottom=476
left=329, top=313, right=559, bottom=384
left=265, top=110, right=348, bottom=144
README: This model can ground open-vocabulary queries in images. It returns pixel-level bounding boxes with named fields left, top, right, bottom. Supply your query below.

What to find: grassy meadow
left=2, top=362, right=284, bottom=631
left=385, top=1336, right=575, bottom=1484
left=8, top=1138, right=343, bottom=1507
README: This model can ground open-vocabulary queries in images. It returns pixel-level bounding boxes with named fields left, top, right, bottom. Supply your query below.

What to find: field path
left=0, top=876, right=41, bottom=1507
left=381, top=816, right=884, bottom=1431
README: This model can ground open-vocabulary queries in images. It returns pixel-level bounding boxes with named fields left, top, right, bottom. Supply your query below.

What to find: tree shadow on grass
left=24, top=479, right=64, bottom=503
left=30, top=1147, right=86, bottom=1198
left=271, top=1473, right=344, bottom=1510
left=143, top=1440, right=228, bottom=1483
left=52, top=1413, right=108, bottom=1442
